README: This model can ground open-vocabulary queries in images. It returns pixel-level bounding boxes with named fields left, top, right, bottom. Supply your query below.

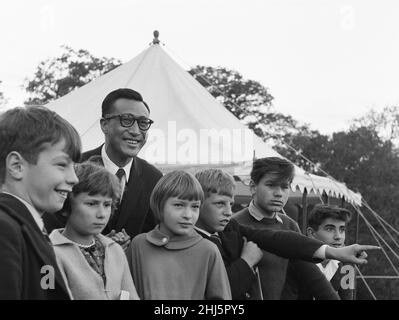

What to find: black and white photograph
left=0, top=0, right=398, bottom=309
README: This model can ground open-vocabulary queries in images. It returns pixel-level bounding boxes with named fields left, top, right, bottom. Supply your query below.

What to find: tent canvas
left=46, top=43, right=361, bottom=205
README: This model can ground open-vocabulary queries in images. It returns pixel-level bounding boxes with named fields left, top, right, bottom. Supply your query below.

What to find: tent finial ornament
left=152, top=30, right=160, bottom=45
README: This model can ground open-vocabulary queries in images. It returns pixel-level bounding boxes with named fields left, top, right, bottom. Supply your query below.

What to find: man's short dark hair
left=101, top=88, right=150, bottom=116
left=307, top=204, right=352, bottom=230
left=250, top=157, right=295, bottom=185
left=0, top=106, right=81, bottom=184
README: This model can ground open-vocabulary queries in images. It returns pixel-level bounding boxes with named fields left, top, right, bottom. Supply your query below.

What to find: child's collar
left=146, top=225, right=203, bottom=250
left=248, top=200, right=283, bottom=223
left=193, top=225, right=213, bottom=237
left=50, top=228, right=114, bottom=247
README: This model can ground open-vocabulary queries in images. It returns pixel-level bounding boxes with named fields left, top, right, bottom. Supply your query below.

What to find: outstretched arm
left=235, top=220, right=379, bottom=264
left=325, top=244, right=380, bottom=265
left=237, top=220, right=324, bottom=262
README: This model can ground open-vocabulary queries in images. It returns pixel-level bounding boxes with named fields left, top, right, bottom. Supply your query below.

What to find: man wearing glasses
left=81, top=88, right=163, bottom=244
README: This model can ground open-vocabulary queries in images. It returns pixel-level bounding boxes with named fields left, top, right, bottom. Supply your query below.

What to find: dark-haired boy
left=0, top=106, right=81, bottom=299
left=233, top=157, right=352, bottom=299
left=195, top=168, right=377, bottom=300
left=305, top=204, right=354, bottom=299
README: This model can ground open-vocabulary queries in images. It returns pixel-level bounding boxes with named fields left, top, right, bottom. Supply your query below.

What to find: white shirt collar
left=2, top=191, right=44, bottom=231
left=101, top=145, right=133, bottom=182
left=194, top=226, right=217, bottom=238
left=248, top=200, right=283, bottom=223
left=317, top=259, right=340, bottom=281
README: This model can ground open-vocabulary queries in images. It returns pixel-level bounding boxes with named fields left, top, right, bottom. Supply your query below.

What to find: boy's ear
left=306, top=227, right=315, bottom=238
left=100, top=118, right=108, bottom=134
left=6, top=151, right=26, bottom=180
left=249, top=179, right=257, bottom=197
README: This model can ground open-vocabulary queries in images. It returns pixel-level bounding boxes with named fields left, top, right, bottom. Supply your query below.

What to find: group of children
left=0, top=106, right=377, bottom=300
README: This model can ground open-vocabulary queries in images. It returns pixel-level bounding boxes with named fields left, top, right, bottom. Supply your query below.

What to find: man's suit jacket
left=0, top=193, right=70, bottom=299
left=81, top=145, right=163, bottom=238
left=196, top=218, right=326, bottom=300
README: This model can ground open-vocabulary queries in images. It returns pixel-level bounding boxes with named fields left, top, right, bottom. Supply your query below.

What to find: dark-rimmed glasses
left=103, top=113, right=154, bottom=131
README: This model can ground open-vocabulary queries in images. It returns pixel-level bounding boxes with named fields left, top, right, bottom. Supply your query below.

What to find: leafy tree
left=189, top=65, right=310, bottom=142
left=189, top=65, right=274, bottom=118
left=24, top=46, right=122, bottom=105
left=275, top=128, right=331, bottom=173
left=352, top=106, right=399, bottom=146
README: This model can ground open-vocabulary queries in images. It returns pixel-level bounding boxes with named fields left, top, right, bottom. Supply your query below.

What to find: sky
left=1, top=0, right=399, bottom=135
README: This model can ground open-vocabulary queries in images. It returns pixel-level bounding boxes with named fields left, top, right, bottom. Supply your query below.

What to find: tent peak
left=151, top=30, right=160, bottom=45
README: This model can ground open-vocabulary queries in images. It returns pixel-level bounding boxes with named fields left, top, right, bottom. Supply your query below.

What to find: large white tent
left=46, top=40, right=361, bottom=205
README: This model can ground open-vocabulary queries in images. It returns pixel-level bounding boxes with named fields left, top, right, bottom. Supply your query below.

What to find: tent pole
left=353, top=206, right=360, bottom=299
left=322, top=191, right=328, bottom=204
left=301, top=188, right=308, bottom=234
left=341, top=196, right=346, bottom=208
left=355, top=208, right=360, bottom=242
